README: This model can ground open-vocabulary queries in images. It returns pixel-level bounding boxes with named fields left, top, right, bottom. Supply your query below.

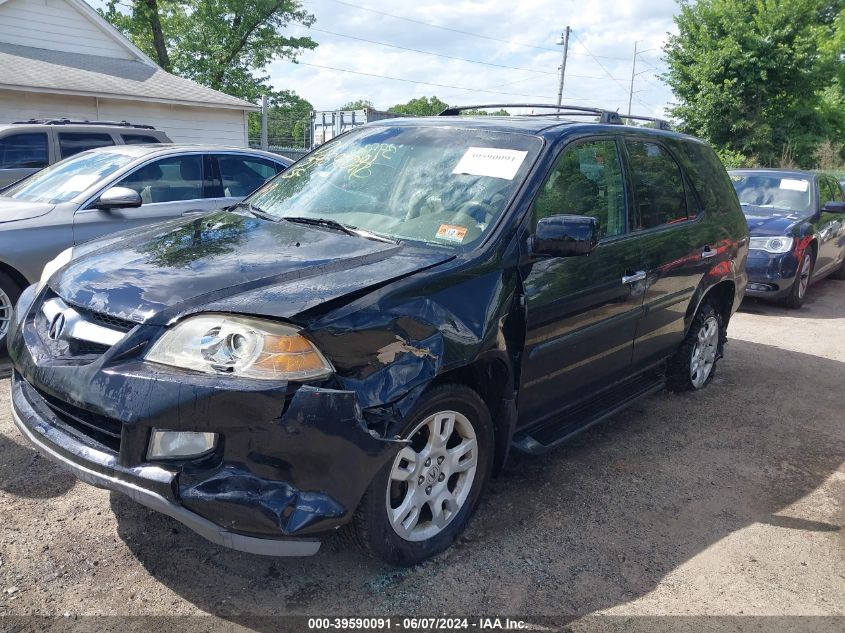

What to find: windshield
left=246, top=125, right=542, bottom=249
left=2, top=150, right=137, bottom=204
left=730, top=174, right=812, bottom=215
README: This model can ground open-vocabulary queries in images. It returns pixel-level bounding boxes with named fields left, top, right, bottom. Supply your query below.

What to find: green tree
left=663, top=0, right=840, bottom=167
left=388, top=96, right=450, bottom=116
left=248, top=90, right=313, bottom=147
left=101, top=0, right=317, bottom=102
left=339, top=99, right=375, bottom=110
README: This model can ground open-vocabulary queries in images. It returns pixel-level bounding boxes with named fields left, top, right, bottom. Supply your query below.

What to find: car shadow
left=739, top=277, right=845, bottom=319
left=110, top=338, right=844, bottom=625
left=0, top=432, right=77, bottom=498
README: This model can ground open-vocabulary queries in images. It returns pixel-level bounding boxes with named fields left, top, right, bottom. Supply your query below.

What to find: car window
left=121, top=134, right=162, bottom=145
left=0, top=133, right=49, bottom=169
left=2, top=149, right=136, bottom=203
left=115, top=154, right=203, bottom=203
left=217, top=154, right=282, bottom=197
left=246, top=126, right=542, bottom=250
left=730, top=174, right=812, bottom=214
left=533, top=138, right=627, bottom=239
left=59, top=132, right=115, bottom=159
left=832, top=179, right=845, bottom=202
left=626, top=140, right=688, bottom=229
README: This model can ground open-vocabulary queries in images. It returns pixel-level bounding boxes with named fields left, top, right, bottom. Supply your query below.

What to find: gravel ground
left=0, top=281, right=843, bottom=632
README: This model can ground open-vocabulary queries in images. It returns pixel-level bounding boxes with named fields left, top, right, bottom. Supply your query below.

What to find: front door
left=518, top=137, right=644, bottom=425
left=73, top=153, right=220, bottom=245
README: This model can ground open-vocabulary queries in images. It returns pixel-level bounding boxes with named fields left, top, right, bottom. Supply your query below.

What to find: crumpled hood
left=0, top=197, right=56, bottom=224
left=53, top=211, right=453, bottom=324
left=743, top=208, right=806, bottom=237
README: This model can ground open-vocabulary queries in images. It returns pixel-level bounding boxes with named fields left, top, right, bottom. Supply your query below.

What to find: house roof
left=0, top=42, right=259, bottom=111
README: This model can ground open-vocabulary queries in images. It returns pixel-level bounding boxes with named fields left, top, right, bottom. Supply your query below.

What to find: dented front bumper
left=7, top=287, right=403, bottom=555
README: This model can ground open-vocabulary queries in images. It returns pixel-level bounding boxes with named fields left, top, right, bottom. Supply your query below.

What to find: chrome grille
left=40, top=297, right=130, bottom=349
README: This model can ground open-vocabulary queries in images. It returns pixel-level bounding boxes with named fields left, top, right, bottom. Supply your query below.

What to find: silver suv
left=0, top=143, right=291, bottom=348
left=0, top=119, right=171, bottom=188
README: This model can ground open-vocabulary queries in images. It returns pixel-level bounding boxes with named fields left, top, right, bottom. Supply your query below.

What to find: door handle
left=622, top=270, right=646, bottom=285
left=701, top=245, right=718, bottom=259
left=181, top=210, right=206, bottom=216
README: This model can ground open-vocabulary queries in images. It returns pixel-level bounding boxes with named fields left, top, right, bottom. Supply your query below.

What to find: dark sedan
left=729, top=169, right=845, bottom=308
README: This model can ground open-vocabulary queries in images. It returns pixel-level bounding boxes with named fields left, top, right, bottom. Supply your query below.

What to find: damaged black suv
left=7, top=105, right=748, bottom=565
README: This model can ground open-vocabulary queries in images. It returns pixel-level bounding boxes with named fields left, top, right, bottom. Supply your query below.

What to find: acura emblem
left=47, top=311, right=67, bottom=341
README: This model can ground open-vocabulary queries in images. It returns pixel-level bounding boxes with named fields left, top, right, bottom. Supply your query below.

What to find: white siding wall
left=0, top=0, right=133, bottom=59
left=0, top=90, right=248, bottom=146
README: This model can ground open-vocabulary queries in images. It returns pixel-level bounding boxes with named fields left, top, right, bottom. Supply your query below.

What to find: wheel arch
left=428, top=354, right=516, bottom=477
left=688, top=278, right=736, bottom=334
left=0, top=260, right=29, bottom=293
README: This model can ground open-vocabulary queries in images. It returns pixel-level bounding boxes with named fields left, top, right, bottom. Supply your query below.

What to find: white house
left=0, top=0, right=258, bottom=145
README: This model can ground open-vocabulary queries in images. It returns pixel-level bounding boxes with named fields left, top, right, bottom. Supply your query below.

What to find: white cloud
left=271, top=0, right=679, bottom=117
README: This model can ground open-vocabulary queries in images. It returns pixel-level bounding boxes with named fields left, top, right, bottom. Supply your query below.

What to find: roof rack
left=11, top=118, right=157, bottom=130
left=438, top=104, right=671, bottom=130
left=617, top=114, right=672, bottom=131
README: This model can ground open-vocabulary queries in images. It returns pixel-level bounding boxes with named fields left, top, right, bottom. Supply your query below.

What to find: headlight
left=37, top=247, right=74, bottom=292
left=749, top=236, right=794, bottom=253
left=148, top=430, right=217, bottom=460
left=145, top=314, right=333, bottom=381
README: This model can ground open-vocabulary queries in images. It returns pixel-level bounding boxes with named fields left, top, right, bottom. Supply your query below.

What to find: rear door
left=518, top=136, right=644, bottom=425
left=72, top=153, right=219, bottom=244
left=214, top=153, right=285, bottom=208
left=623, top=138, right=708, bottom=368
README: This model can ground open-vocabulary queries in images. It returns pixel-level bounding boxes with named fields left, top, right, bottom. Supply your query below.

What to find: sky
left=273, top=0, right=680, bottom=117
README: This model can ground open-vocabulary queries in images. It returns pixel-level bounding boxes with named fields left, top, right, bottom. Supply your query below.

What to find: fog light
left=147, top=430, right=217, bottom=459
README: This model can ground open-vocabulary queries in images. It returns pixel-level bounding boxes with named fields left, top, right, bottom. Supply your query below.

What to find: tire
left=0, top=270, right=22, bottom=355
left=349, top=384, right=494, bottom=566
left=667, top=301, right=725, bottom=393
left=829, top=258, right=845, bottom=280
left=782, top=249, right=814, bottom=309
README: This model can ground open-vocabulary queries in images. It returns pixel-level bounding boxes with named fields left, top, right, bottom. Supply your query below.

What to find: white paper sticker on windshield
left=452, top=147, right=528, bottom=180
left=780, top=178, right=809, bottom=192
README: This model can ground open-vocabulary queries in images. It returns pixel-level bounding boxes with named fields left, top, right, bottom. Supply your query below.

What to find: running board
left=512, top=374, right=665, bottom=455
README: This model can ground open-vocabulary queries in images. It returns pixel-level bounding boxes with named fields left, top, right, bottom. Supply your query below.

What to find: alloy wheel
left=798, top=253, right=812, bottom=299
left=690, top=315, right=719, bottom=389
left=386, top=410, right=478, bottom=542
left=0, top=286, right=11, bottom=342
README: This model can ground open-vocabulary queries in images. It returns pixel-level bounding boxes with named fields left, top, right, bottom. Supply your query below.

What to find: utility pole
left=627, top=41, right=638, bottom=116
left=261, top=94, right=269, bottom=150
left=556, top=26, right=571, bottom=106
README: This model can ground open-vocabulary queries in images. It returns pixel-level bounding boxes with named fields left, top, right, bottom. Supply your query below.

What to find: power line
left=571, top=33, right=658, bottom=114
left=307, top=0, right=563, bottom=53
left=297, top=23, right=635, bottom=82
left=287, top=60, right=560, bottom=99
left=304, top=26, right=556, bottom=75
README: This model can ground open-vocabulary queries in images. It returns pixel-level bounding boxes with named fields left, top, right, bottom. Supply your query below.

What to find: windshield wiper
left=229, top=201, right=280, bottom=222
left=282, top=216, right=398, bottom=243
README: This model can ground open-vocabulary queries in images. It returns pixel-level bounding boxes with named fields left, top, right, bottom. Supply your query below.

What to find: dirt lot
left=0, top=281, right=843, bottom=632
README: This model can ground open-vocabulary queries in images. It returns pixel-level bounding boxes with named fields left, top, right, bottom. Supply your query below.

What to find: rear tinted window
left=121, top=134, right=162, bottom=145
left=626, top=140, right=688, bottom=229
left=59, top=132, right=115, bottom=159
left=217, top=154, right=282, bottom=197
left=0, top=132, right=48, bottom=169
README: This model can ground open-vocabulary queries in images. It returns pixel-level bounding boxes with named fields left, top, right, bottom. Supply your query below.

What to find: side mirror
left=530, top=214, right=599, bottom=258
left=95, top=186, right=142, bottom=210
left=822, top=201, right=845, bottom=214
